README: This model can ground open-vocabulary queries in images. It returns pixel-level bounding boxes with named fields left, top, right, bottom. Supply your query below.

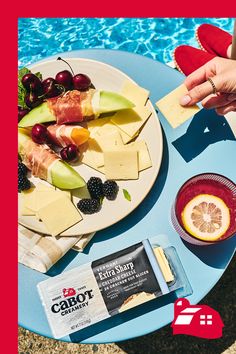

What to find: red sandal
left=173, top=45, right=216, bottom=76
left=196, top=24, right=232, bottom=58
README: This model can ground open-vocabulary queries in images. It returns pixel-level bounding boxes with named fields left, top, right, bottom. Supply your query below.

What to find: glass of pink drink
left=172, top=173, right=236, bottom=246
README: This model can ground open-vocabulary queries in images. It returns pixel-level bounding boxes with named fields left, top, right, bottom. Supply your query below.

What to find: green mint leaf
left=123, top=189, right=131, bottom=202
left=34, top=71, right=42, bottom=81
left=18, top=67, right=31, bottom=108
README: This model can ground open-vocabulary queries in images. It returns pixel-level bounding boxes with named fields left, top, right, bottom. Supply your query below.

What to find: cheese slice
left=23, top=188, right=71, bottom=212
left=87, top=138, right=104, bottom=168
left=36, top=183, right=55, bottom=191
left=95, top=120, right=132, bottom=145
left=156, top=84, right=200, bottom=128
left=121, top=81, right=150, bottom=106
left=104, top=149, right=138, bottom=180
left=22, top=187, right=37, bottom=212
left=55, top=188, right=71, bottom=200
left=119, top=292, right=155, bottom=312
left=93, top=130, right=123, bottom=153
left=80, top=145, right=105, bottom=174
left=87, top=117, right=111, bottom=137
left=124, top=140, right=152, bottom=171
left=37, top=196, right=82, bottom=237
left=19, top=193, right=36, bottom=216
left=153, top=247, right=174, bottom=283
left=111, top=105, right=151, bottom=138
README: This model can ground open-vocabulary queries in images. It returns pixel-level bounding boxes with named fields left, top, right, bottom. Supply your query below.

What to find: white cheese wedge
left=121, top=81, right=150, bottom=106
left=104, top=149, right=138, bottom=180
left=111, top=105, right=151, bottom=139
left=153, top=247, right=174, bottom=283
left=37, top=196, right=82, bottom=237
left=156, top=84, right=200, bottom=128
left=124, top=140, right=152, bottom=171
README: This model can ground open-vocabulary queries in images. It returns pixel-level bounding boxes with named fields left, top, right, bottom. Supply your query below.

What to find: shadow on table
left=172, top=109, right=236, bottom=162
left=181, top=235, right=236, bottom=269
left=69, top=292, right=177, bottom=343
left=117, top=255, right=236, bottom=354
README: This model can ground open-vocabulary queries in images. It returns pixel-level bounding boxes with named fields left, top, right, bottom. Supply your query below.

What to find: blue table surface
left=18, top=49, right=236, bottom=344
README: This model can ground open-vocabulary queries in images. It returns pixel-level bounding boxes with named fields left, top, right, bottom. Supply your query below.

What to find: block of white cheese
left=104, top=149, right=138, bottom=180
left=111, top=105, right=151, bottom=139
left=37, top=196, right=82, bottom=237
left=153, top=247, right=174, bottom=282
left=156, top=84, right=200, bottom=128
left=121, top=81, right=150, bottom=106
left=124, top=140, right=152, bottom=171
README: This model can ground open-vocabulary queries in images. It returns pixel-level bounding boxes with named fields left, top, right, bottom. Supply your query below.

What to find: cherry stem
left=57, top=57, right=75, bottom=76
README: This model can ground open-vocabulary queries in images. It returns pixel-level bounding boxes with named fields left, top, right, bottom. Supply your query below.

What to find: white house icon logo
left=171, top=298, right=224, bottom=339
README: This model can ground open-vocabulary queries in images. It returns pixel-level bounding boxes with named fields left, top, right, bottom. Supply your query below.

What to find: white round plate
left=18, top=58, right=163, bottom=235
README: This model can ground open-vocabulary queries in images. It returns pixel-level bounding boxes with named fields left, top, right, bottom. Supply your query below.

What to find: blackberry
left=18, top=175, right=31, bottom=192
left=18, top=162, right=28, bottom=177
left=87, top=177, right=104, bottom=199
left=77, top=199, right=101, bottom=214
left=103, top=180, right=119, bottom=200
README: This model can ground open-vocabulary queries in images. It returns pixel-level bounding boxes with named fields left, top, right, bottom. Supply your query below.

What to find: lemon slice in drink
left=181, top=194, right=230, bottom=241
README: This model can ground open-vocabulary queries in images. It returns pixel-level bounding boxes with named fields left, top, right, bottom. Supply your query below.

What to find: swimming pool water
left=18, top=18, right=234, bottom=67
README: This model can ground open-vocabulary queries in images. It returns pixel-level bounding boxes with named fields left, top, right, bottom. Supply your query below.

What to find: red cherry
left=55, top=70, right=73, bottom=91
left=42, top=77, right=61, bottom=98
left=18, top=106, right=30, bottom=121
left=60, top=144, right=78, bottom=161
left=73, top=74, right=91, bottom=91
left=21, top=73, right=43, bottom=94
left=31, top=124, right=48, bottom=144
left=25, top=92, right=43, bottom=109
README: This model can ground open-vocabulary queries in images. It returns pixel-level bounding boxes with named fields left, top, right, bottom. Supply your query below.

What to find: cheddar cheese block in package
left=37, top=239, right=192, bottom=339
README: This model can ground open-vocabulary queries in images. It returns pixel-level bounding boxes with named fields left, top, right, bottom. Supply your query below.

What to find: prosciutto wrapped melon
left=18, top=128, right=85, bottom=189
left=47, top=124, right=90, bottom=147
left=18, top=89, right=134, bottom=127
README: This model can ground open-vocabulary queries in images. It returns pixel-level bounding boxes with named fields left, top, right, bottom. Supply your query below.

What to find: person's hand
left=179, top=57, right=236, bottom=115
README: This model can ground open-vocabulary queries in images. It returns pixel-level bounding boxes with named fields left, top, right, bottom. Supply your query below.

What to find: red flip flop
left=173, top=45, right=216, bottom=76
left=196, top=24, right=232, bottom=58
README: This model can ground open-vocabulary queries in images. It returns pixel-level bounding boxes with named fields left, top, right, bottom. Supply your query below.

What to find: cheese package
left=37, top=238, right=192, bottom=339
left=156, top=84, right=200, bottom=128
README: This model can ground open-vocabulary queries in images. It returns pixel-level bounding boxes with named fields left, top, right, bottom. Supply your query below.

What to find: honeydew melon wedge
left=18, top=129, right=85, bottom=189
left=18, top=90, right=134, bottom=127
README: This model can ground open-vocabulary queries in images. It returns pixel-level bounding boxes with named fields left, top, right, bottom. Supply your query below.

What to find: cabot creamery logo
left=63, top=288, right=76, bottom=297
left=171, top=298, right=224, bottom=339
left=51, top=288, right=94, bottom=316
